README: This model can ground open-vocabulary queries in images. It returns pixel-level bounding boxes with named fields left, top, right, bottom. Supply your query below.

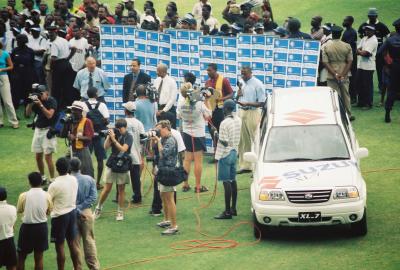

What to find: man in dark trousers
left=358, top=8, right=390, bottom=93
left=122, top=59, right=151, bottom=102
left=342, top=16, right=358, bottom=104
left=378, top=18, right=400, bottom=123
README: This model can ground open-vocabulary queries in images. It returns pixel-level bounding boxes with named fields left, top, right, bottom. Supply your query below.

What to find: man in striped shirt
left=214, top=99, right=241, bottom=220
left=16, top=172, right=53, bottom=270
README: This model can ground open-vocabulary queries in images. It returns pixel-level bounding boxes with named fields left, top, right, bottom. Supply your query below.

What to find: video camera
left=145, top=83, right=158, bottom=103
left=186, top=86, right=214, bottom=104
left=98, top=128, right=121, bottom=138
left=140, top=128, right=161, bottom=143
left=27, top=84, right=41, bottom=103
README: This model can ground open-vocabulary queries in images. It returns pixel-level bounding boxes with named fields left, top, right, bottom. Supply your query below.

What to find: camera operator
left=95, top=119, right=133, bottom=221
left=153, top=63, right=178, bottom=129
left=205, top=63, right=233, bottom=160
left=62, top=100, right=95, bottom=177
left=25, top=84, right=57, bottom=184
left=83, top=87, right=110, bottom=190
left=177, top=82, right=212, bottom=193
left=134, top=84, right=157, bottom=132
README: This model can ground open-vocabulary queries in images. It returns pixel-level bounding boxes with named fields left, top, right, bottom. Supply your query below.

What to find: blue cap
left=223, top=99, right=236, bottom=111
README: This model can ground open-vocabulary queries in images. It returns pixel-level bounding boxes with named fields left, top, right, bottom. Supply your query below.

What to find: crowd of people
left=0, top=0, right=400, bottom=269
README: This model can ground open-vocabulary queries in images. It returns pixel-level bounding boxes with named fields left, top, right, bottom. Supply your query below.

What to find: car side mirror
left=355, top=147, right=368, bottom=159
left=244, top=152, right=258, bottom=163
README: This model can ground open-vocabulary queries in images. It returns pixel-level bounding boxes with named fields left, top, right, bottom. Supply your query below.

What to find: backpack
left=85, top=101, right=107, bottom=132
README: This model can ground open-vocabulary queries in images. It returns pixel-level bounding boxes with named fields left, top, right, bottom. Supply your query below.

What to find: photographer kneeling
left=25, top=85, right=57, bottom=184
left=95, top=119, right=133, bottom=221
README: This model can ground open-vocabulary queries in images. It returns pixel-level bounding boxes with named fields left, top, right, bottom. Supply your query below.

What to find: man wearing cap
left=236, top=66, right=266, bottom=174
left=122, top=101, right=145, bottom=204
left=342, top=16, right=358, bottom=104
left=214, top=99, right=241, bottom=220
left=254, top=23, right=264, bottom=35
left=122, top=59, right=151, bottom=103
left=0, top=187, right=17, bottom=270
left=62, top=100, right=95, bottom=177
left=273, top=26, right=288, bottom=38
left=310, top=16, right=324, bottom=40
left=197, top=4, right=219, bottom=33
left=153, top=63, right=178, bottom=129
left=356, top=25, right=378, bottom=109
left=322, top=25, right=355, bottom=121
left=26, top=85, right=58, bottom=184
left=378, top=18, right=400, bottom=122
left=48, top=25, right=73, bottom=109
left=28, top=26, right=48, bottom=84
left=358, top=8, right=390, bottom=93
left=287, top=18, right=312, bottom=39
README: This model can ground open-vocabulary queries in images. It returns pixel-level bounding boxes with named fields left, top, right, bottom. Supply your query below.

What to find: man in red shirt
left=205, top=63, right=234, bottom=153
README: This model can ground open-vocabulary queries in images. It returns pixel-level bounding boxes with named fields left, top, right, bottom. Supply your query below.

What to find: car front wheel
left=253, top=211, right=271, bottom=239
left=349, top=208, right=367, bottom=236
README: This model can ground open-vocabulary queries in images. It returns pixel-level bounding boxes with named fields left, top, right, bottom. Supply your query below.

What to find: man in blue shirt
left=236, top=66, right=266, bottom=174
left=134, top=85, right=156, bottom=131
left=70, top=158, right=100, bottom=270
left=73, top=56, right=110, bottom=103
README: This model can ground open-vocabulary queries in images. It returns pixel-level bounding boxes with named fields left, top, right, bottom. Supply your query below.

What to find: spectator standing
left=95, top=119, right=133, bottom=221
left=28, top=26, right=48, bottom=84
left=322, top=25, right=355, bottom=121
left=197, top=4, right=219, bottom=33
left=70, top=158, right=100, bottom=270
left=0, top=41, right=19, bottom=129
left=287, top=18, right=312, bottom=39
left=262, top=10, right=277, bottom=34
left=83, top=87, right=109, bottom=190
left=310, top=16, right=324, bottom=40
left=114, top=3, right=124, bottom=25
left=342, top=16, right=358, bottom=104
left=154, top=63, right=178, bottom=129
left=358, top=8, right=390, bottom=93
left=236, top=66, right=266, bottom=174
left=379, top=18, right=400, bottom=123
left=25, top=85, right=58, bottom=183
left=16, top=172, right=52, bottom=270
left=222, top=2, right=251, bottom=28
left=177, top=82, right=212, bottom=193
left=123, top=102, right=145, bottom=204
left=122, top=59, right=151, bottom=102
left=192, top=0, right=211, bottom=20
left=356, top=25, right=378, bottom=109
left=0, top=187, right=17, bottom=270
left=47, top=157, right=81, bottom=270
left=214, top=100, right=241, bottom=219
left=74, top=56, right=110, bottom=102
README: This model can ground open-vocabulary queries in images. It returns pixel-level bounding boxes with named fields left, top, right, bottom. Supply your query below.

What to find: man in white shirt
left=16, top=172, right=53, bottom=270
left=48, top=157, right=81, bottom=270
left=69, top=26, right=89, bottom=74
left=197, top=4, right=219, bottom=33
left=154, top=63, right=178, bottom=129
left=122, top=102, right=145, bottom=204
left=192, top=0, right=211, bottom=20
left=0, top=187, right=17, bottom=270
left=356, top=25, right=378, bottom=109
left=28, top=27, right=48, bottom=84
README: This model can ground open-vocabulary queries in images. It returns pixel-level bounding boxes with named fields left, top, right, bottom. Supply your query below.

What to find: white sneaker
left=94, top=207, right=102, bottom=219
left=116, top=211, right=124, bottom=221
left=161, top=226, right=179, bottom=235
left=157, top=220, right=171, bottom=228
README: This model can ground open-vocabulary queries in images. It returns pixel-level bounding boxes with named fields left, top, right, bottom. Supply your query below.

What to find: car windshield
left=263, top=125, right=350, bottom=162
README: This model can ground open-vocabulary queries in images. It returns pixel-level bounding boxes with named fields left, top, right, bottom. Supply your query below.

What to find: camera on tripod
left=186, top=86, right=214, bottom=104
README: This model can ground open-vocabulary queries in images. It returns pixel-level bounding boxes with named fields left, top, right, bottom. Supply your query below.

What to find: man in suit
left=123, top=59, right=151, bottom=102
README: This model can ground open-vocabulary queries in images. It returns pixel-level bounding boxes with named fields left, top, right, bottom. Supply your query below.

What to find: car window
left=263, top=125, right=350, bottom=162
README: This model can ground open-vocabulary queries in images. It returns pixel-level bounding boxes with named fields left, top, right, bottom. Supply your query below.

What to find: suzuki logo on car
left=304, top=193, right=313, bottom=200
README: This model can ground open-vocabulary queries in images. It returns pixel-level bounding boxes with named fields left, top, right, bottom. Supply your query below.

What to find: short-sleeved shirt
left=17, top=188, right=52, bottom=224
left=358, top=21, right=390, bottom=46
left=357, top=35, right=378, bottom=70
left=50, top=36, right=70, bottom=60
left=69, top=37, right=90, bottom=72
left=33, top=96, right=58, bottom=128
left=110, top=132, right=133, bottom=156
left=342, top=27, right=358, bottom=53
left=205, top=75, right=234, bottom=100
left=73, top=67, right=110, bottom=98
left=135, top=99, right=157, bottom=132
left=126, top=117, right=145, bottom=165
left=322, top=40, right=353, bottom=79
left=28, top=35, right=49, bottom=62
left=83, top=99, right=110, bottom=119
left=171, top=129, right=185, bottom=153
left=215, top=115, right=242, bottom=160
left=0, top=201, right=16, bottom=240
left=48, top=174, right=78, bottom=218
left=0, top=50, right=10, bottom=75
left=238, top=76, right=266, bottom=106
left=177, top=99, right=211, bottom=137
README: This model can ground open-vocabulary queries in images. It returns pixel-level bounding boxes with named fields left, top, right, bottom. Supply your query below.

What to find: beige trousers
left=327, top=78, right=351, bottom=116
left=76, top=208, right=100, bottom=270
left=238, top=109, right=261, bottom=171
left=0, top=75, right=18, bottom=125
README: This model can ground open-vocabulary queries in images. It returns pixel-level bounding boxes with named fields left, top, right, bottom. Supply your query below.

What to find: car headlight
left=259, top=189, right=285, bottom=201
left=333, top=186, right=359, bottom=199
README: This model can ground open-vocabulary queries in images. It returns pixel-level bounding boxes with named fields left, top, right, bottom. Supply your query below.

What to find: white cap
left=122, top=102, right=136, bottom=112
left=68, top=101, right=86, bottom=111
left=143, top=15, right=155, bottom=23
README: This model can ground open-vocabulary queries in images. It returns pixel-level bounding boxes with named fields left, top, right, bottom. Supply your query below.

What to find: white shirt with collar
left=50, top=36, right=71, bottom=60
left=17, top=188, right=52, bottom=224
left=357, top=35, right=378, bottom=71
left=28, top=35, right=49, bottom=62
left=153, top=74, right=178, bottom=112
left=0, top=201, right=17, bottom=240
left=48, top=174, right=78, bottom=218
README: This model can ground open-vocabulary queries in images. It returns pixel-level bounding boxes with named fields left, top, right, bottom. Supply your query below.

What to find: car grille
left=288, top=217, right=332, bottom=222
left=285, top=190, right=332, bottom=204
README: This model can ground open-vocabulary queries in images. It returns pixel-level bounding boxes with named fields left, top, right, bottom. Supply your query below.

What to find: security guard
left=378, top=18, right=400, bottom=122
left=322, top=25, right=355, bottom=121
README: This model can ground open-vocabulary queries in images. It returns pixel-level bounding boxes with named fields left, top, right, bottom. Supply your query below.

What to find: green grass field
left=2, top=0, right=400, bottom=269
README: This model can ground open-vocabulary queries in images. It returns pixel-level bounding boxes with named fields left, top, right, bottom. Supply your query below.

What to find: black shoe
left=214, top=211, right=232, bottom=219
left=112, top=199, right=118, bottom=203
left=148, top=210, right=162, bottom=217
left=385, top=111, right=391, bottom=123
left=361, top=106, right=372, bottom=110
left=130, top=199, right=142, bottom=204
left=231, top=209, right=237, bottom=216
left=236, top=169, right=252, bottom=174
left=349, top=116, right=355, bottom=121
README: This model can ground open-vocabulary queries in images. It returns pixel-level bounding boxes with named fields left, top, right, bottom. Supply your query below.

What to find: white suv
left=244, top=87, right=369, bottom=238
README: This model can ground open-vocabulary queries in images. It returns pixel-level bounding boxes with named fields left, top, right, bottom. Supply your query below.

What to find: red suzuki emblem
left=285, top=109, right=325, bottom=124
